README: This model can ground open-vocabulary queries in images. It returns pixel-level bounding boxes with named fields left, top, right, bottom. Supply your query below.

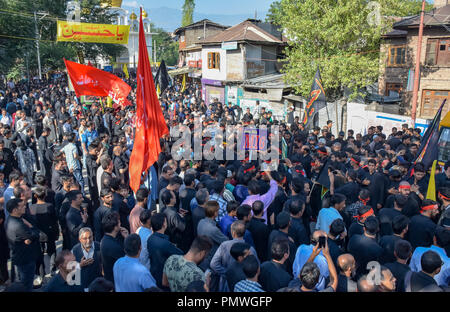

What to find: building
left=174, top=19, right=229, bottom=69
left=378, top=1, right=450, bottom=119
left=200, top=19, right=287, bottom=109
left=113, top=9, right=155, bottom=71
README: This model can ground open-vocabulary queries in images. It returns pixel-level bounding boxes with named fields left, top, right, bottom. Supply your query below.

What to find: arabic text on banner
left=57, top=21, right=130, bottom=44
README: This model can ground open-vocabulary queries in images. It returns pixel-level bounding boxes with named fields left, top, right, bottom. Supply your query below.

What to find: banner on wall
left=57, top=21, right=130, bottom=44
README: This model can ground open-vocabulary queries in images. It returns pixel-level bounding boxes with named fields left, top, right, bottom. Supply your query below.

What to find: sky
left=122, top=0, right=276, bottom=15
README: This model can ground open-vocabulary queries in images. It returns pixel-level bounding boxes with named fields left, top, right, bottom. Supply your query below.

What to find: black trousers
left=0, top=257, right=8, bottom=284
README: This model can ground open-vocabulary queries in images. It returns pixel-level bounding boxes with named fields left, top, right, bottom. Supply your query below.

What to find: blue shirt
left=137, top=227, right=153, bottom=270
left=210, top=193, right=228, bottom=223
left=3, top=185, right=14, bottom=220
left=81, top=130, right=98, bottom=149
left=316, top=207, right=343, bottom=234
left=219, top=215, right=236, bottom=236
left=113, top=256, right=157, bottom=292
left=292, top=244, right=329, bottom=291
left=410, top=245, right=450, bottom=287
left=234, top=279, right=265, bottom=292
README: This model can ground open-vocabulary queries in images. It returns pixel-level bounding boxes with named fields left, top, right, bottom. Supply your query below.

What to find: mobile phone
left=318, top=236, right=326, bottom=248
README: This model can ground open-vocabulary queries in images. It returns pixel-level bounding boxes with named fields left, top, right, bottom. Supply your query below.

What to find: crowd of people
left=0, top=75, right=448, bottom=293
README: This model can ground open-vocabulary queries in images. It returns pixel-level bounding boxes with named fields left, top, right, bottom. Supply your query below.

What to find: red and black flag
left=302, top=67, right=327, bottom=129
left=414, top=99, right=446, bottom=170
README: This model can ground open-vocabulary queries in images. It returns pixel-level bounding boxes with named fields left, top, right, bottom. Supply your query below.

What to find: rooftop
left=174, top=19, right=229, bottom=36
left=202, top=20, right=284, bottom=45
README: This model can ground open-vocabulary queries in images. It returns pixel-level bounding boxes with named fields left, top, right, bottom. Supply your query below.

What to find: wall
left=241, top=89, right=285, bottom=120
left=202, top=46, right=227, bottom=81
left=185, top=25, right=227, bottom=47
left=226, top=49, right=244, bottom=81
left=346, top=102, right=430, bottom=135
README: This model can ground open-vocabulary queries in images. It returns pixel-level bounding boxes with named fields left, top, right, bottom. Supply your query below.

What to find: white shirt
left=82, top=245, right=95, bottom=260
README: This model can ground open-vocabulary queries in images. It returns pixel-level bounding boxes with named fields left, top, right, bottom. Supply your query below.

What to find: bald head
left=357, top=275, right=377, bottom=292
left=338, top=254, right=355, bottom=273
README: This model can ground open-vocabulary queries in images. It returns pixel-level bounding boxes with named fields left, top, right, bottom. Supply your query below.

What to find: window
left=387, top=45, right=406, bottom=66
left=425, top=38, right=450, bottom=66
left=385, top=82, right=402, bottom=96
left=207, top=52, right=220, bottom=69
left=421, top=89, right=450, bottom=117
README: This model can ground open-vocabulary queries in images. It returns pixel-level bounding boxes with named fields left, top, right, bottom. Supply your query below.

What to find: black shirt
left=408, top=214, right=436, bottom=249
left=267, top=230, right=296, bottom=275
left=385, top=261, right=410, bottom=292
left=247, top=217, right=271, bottom=262
left=45, top=273, right=84, bottom=292
left=379, top=235, right=402, bottom=264
left=163, top=206, right=186, bottom=247
left=408, top=271, right=439, bottom=292
left=348, top=221, right=364, bottom=239
left=66, top=206, right=89, bottom=249
left=29, top=203, right=59, bottom=241
left=336, top=274, right=357, bottom=292
left=100, top=233, right=125, bottom=283
left=378, top=208, right=403, bottom=236
left=5, top=216, right=40, bottom=265
left=258, top=261, right=293, bottom=292
left=147, top=232, right=184, bottom=288
left=93, top=204, right=117, bottom=242
left=289, top=217, right=309, bottom=248
left=226, top=261, right=246, bottom=291
left=347, top=234, right=383, bottom=278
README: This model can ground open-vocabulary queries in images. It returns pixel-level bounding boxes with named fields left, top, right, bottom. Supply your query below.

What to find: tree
left=152, top=24, right=179, bottom=66
left=266, top=1, right=282, bottom=24
left=272, top=0, right=432, bottom=100
left=181, top=0, right=195, bottom=27
left=0, top=0, right=126, bottom=77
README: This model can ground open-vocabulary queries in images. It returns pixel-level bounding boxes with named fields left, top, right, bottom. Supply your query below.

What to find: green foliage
left=273, top=0, right=431, bottom=100
left=0, top=0, right=126, bottom=77
left=266, top=1, right=282, bottom=24
left=152, top=25, right=179, bottom=66
left=181, top=0, right=195, bottom=27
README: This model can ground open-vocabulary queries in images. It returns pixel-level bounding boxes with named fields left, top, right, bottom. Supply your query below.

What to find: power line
left=0, top=9, right=61, bottom=22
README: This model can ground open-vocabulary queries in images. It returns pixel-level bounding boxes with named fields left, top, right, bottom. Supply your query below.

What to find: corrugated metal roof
left=174, top=19, right=229, bottom=36
left=202, top=20, right=283, bottom=45
left=241, top=73, right=291, bottom=89
left=393, top=5, right=450, bottom=29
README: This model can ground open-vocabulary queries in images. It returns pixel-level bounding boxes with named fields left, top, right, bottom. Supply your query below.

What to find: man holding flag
left=128, top=8, right=169, bottom=194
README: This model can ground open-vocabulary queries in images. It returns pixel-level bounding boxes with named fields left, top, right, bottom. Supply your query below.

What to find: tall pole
left=410, top=0, right=426, bottom=128
left=34, top=11, right=42, bottom=80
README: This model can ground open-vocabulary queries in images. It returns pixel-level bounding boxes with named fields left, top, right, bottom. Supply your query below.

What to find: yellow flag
left=426, top=160, right=437, bottom=201
left=106, top=97, right=113, bottom=108
left=181, top=73, right=186, bottom=93
left=123, top=63, right=129, bottom=79
left=157, top=84, right=161, bottom=97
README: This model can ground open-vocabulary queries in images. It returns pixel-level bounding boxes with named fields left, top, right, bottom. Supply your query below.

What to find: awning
left=168, top=67, right=195, bottom=76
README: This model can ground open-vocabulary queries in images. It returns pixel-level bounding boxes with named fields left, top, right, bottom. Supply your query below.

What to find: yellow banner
left=57, top=20, right=130, bottom=44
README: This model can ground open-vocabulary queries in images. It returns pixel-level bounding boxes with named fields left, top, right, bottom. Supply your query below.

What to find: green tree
left=152, top=25, right=179, bottom=66
left=0, top=0, right=126, bottom=77
left=266, top=1, right=282, bottom=24
left=272, top=0, right=432, bottom=100
left=181, top=0, right=195, bottom=27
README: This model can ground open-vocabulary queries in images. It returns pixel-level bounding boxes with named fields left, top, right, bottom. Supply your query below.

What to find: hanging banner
left=57, top=21, right=130, bottom=44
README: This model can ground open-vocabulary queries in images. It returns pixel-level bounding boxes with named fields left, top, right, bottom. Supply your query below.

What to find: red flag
left=87, top=60, right=93, bottom=67
left=64, top=58, right=131, bottom=107
left=129, top=8, right=169, bottom=193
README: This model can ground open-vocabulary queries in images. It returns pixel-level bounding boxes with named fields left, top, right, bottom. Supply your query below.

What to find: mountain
left=123, top=6, right=268, bottom=32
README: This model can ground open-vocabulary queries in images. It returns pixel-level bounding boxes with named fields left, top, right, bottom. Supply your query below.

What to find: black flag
left=154, top=60, right=170, bottom=95
left=414, top=99, right=446, bottom=169
left=302, top=67, right=327, bottom=129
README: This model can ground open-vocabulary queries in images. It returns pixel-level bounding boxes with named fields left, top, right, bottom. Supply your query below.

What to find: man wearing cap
left=408, top=200, right=439, bottom=249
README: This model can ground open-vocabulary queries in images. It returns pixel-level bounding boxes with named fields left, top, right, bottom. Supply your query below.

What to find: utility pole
left=34, top=11, right=42, bottom=80
left=410, top=0, right=426, bottom=128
